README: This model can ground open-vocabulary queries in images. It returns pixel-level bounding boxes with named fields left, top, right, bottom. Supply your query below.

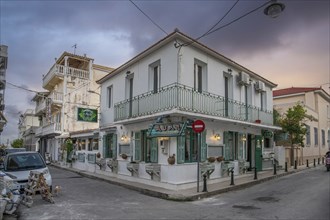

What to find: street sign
left=192, top=120, right=205, bottom=133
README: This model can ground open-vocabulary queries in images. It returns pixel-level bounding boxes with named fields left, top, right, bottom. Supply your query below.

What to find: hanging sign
left=77, top=108, right=98, bottom=122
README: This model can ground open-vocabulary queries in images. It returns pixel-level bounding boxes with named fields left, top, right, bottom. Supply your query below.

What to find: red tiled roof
left=273, top=87, right=321, bottom=97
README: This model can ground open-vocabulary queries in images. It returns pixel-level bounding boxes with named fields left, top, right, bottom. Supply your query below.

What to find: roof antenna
left=72, top=44, right=77, bottom=54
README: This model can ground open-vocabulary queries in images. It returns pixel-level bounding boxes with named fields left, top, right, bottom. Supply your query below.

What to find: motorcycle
left=326, top=156, right=330, bottom=172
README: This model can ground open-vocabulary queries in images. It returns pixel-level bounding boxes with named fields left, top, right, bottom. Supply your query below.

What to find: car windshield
left=5, top=153, right=46, bottom=171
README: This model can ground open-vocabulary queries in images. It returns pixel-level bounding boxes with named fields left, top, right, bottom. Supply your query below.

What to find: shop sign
left=148, top=122, right=186, bottom=137
left=262, top=130, right=273, bottom=138
left=77, top=108, right=98, bottom=122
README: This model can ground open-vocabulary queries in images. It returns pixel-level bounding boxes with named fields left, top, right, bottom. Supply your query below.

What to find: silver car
left=1, top=151, right=52, bottom=192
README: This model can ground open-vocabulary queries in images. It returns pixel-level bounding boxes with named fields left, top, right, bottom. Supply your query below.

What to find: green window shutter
left=103, top=135, right=107, bottom=158
left=200, top=131, right=207, bottom=162
left=134, top=132, right=141, bottom=161
left=177, top=135, right=185, bottom=164
left=238, top=133, right=244, bottom=160
left=111, top=134, right=117, bottom=159
left=150, top=138, right=158, bottom=163
left=224, top=131, right=230, bottom=160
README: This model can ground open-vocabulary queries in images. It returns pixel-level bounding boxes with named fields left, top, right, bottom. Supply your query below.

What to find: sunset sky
left=0, top=0, right=329, bottom=143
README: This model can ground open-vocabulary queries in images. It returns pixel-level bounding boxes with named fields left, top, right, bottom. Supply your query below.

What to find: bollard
left=273, top=163, right=277, bottom=175
left=322, top=157, right=324, bottom=164
left=254, top=167, right=258, bottom=180
left=294, top=160, right=297, bottom=169
left=285, top=162, right=288, bottom=172
left=318, top=158, right=320, bottom=165
left=230, top=169, right=235, bottom=186
left=202, top=174, right=208, bottom=192
left=313, top=159, right=316, bottom=167
left=307, top=160, right=309, bottom=167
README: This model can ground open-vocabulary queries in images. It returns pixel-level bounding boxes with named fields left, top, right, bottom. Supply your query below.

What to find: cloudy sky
left=0, top=0, right=329, bottom=144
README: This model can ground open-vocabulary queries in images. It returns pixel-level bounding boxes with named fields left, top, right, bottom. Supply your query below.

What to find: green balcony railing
left=114, top=83, right=273, bottom=125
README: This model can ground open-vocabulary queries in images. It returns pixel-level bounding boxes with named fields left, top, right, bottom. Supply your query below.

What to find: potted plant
left=121, top=153, right=128, bottom=160
left=168, top=154, right=175, bottom=165
left=216, top=156, right=224, bottom=162
left=207, top=157, right=216, bottom=163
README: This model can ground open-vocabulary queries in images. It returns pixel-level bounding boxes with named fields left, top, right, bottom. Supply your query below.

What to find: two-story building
left=33, top=52, right=111, bottom=162
left=273, top=87, right=330, bottom=165
left=71, top=31, right=279, bottom=191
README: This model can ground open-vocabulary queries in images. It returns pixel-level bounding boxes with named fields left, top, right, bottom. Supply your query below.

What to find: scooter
left=326, top=156, right=330, bottom=172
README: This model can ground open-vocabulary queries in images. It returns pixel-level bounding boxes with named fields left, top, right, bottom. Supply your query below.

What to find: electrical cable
left=183, top=0, right=240, bottom=47
left=129, top=0, right=168, bottom=36
left=178, top=0, right=272, bottom=48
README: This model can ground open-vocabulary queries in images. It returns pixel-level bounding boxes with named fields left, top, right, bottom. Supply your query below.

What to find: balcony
left=35, top=123, right=61, bottom=137
left=114, top=83, right=273, bottom=126
left=43, top=64, right=89, bottom=90
left=35, top=99, right=46, bottom=115
left=49, top=91, right=63, bottom=104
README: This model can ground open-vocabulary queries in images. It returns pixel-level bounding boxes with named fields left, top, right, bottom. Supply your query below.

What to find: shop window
left=92, top=139, right=99, bottom=151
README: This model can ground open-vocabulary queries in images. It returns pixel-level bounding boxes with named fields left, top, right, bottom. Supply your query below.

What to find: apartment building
left=69, top=31, right=280, bottom=190
left=18, top=109, right=39, bottom=151
left=0, top=45, right=8, bottom=134
left=273, top=87, right=330, bottom=165
left=33, top=52, right=112, bottom=162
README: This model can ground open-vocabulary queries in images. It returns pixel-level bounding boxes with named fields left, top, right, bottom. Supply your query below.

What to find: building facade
left=18, top=109, right=39, bottom=151
left=273, top=87, right=330, bottom=165
left=0, top=45, right=8, bottom=135
left=34, top=52, right=111, bottom=162
left=69, top=31, right=279, bottom=190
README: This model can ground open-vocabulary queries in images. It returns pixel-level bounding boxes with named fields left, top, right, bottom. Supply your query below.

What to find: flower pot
left=216, top=156, right=224, bottom=162
left=121, top=154, right=128, bottom=160
left=207, top=157, right=216, bottom=163
left=168, top=154, right=175, bottom=165
left=255, top=119, right=261, bottom=123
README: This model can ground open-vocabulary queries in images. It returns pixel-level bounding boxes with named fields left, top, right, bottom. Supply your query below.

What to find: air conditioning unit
left=255, top=80, right=265, bottom=92
left=238, top=72, right=250, bottom=85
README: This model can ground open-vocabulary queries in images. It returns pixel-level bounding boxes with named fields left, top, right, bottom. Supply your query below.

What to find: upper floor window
left=260, top=92, right=266, bottom=111
left=194, top=59, right=207, bottom=93
left=321, top=129, right=325, bottom=146
left=149, top=60, right=161, bottom=93
left=223, top=70, right=233, bottom=117
left=107, top=85, right=113, bottom=108
left=314, top=127, right=318, bottom=146
left=306, top=125, right=311, bottom=146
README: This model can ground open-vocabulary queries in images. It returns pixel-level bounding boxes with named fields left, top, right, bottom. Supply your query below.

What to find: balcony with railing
left=43, top=64, right=89, bottom=90
left=49, top=91, right=63, bottom=104
left=35, top=99, right=46, bottom=115
left=114, top=83, right=273, bottom=126
left=35, top=122, right=62, bottom=137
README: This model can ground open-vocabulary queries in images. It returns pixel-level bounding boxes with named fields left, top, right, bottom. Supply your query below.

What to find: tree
left=278, top=103, right=310, bottom=166
left=11, top=138, right=24, bottom=148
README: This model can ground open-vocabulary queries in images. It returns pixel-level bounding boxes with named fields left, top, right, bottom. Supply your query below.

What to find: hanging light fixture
left=264, top=0, right=285, bottom=18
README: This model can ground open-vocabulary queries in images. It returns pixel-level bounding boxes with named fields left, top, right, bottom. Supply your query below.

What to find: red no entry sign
left=192, top=120, right=205, bottom=133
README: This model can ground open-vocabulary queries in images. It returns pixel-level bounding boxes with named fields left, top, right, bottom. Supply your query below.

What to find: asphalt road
left=10, top=165, right=330, bottom=220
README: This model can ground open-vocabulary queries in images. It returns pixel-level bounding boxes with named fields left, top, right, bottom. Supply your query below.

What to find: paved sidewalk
left=51, top=163, right=324, bottom=201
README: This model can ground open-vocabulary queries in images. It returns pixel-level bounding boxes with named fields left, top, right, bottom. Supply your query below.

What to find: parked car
left=0, top=148, right=26, bottom=165
left=0, top=151, right=52, bottom=193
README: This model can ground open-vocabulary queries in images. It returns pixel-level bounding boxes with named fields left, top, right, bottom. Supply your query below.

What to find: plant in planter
left=168, top=154, right=175, bottom=165
left=120, top=153, right=128, bottom=160
left=207, top=157, right=216, bottom=163
left=216, top=156, right=224, bottom=162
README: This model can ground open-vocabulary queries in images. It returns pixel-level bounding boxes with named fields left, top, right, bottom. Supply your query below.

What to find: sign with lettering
left=148, top=122, right=186, bottom=137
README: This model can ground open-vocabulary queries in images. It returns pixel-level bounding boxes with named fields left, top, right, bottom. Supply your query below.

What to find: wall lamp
left=121, top=134, right=128, bottom=142
left=264, top=0, right=285, bottom=18
left=242, top=134, right=247, bottom=142
left=214, top=134, right=221, bottom=141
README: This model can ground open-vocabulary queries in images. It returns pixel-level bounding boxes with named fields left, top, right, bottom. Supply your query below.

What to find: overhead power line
left=129, top=0, right=168, bottom=36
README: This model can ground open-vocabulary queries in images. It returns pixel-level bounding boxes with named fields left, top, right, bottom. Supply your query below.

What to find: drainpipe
left=61, top=56, right=68, bottom=133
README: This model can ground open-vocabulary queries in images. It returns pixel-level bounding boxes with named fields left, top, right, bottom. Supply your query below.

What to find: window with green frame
left=103, top=133, right=117, bottom=159
left=134, top=130, right=158, bottom=163
left=177, top=128, right=207, bottom=164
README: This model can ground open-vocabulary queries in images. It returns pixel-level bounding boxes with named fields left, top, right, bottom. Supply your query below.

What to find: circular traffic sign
left=192, top=120, right=205, bottom=133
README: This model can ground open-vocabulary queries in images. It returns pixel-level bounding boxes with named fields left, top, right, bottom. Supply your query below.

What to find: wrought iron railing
left=114, top=83, right=273, bottom=125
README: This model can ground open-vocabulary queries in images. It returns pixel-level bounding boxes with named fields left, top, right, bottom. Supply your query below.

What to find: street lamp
left=264, top=0, right=286, bottom=18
